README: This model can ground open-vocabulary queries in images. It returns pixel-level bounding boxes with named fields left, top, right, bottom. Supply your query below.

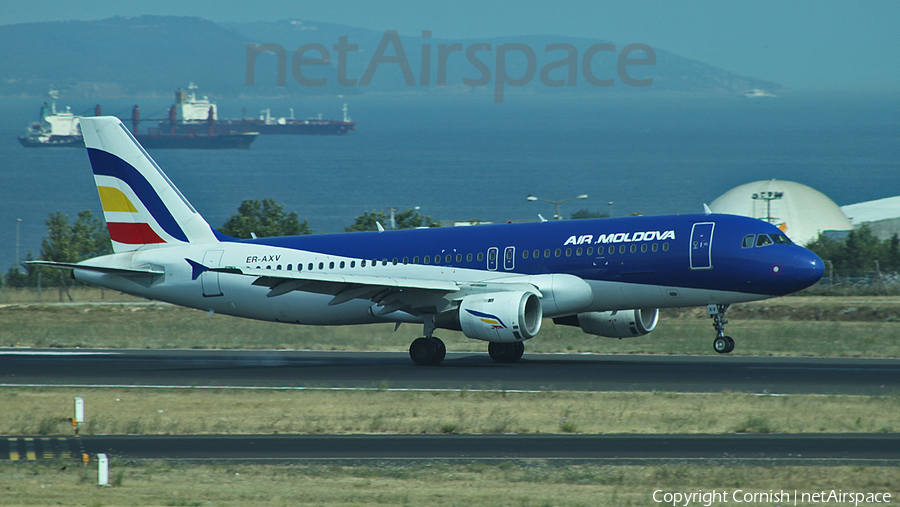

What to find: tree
left=219, top=199, right=312, bottom=238
left=569, top=209, right=609, bottom=220
left=344, top=209, right=440, bottom=232
left=805, top=225, right=900, bottom=278
left=39, top=210, right=111, bottom=264
left=31, top=210, right=112, bottom=297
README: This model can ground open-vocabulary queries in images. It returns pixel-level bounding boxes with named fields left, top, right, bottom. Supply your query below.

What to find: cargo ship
left=18, top=90, right=258, bottom=149
left=170, top=84, right=355, bottom=135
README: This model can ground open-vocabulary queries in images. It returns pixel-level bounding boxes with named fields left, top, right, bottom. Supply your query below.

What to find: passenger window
left=544, top=249, right=551, bottom=258
left=413, top=257, right=419, bottom=264
left=608, top=246, right=614, bottom=255
left=456, top=254, right=462, bottom=262
left=287, top=264, right=292, bottom=271
left=424, top=256, right=430, bottom=264
left=350, top=261, right=355, bottom=268
left=662, top=243, right=669, bottom=251
left=576, top=247, right=582, bottom=256
left=522, top=250, right=529, bottom=259
left=554, top=249, right=561, bottom=257
left=361, top=260, right=366, bottom=267
left=652, top=243, right=658, bottom=252
left=308, top=263, right=314, bottom=271
left=445, top=254, right=451, bottom=263
left=533, top=250, right=539, bottom=259
left=466, top=253, right=473, bottom=262
left=403, top=257, right=409, bottom=264
left=641, top=244, right=647, bottom=253
left=587, top=247, right=593, bottom=255
left=756, top=234, right=774, bottom=247
left=329, top=262, right=335, bottom=269
left=339, top=261, right=345, bottom=269
left=477, top=253, right=484, bottom=262
left=742, top=235, right=756, bottom=248
left=318, top=262, right=324, bottom=270
left=565, top=248, right=572, bottom=257
left=619, top=245, right=626, bottom=254
left=630, top=244, right=637, bottom=253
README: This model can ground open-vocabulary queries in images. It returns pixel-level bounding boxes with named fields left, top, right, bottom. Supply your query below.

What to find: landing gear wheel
left=713, top=335, right=735, bottom=354
left=409, top=337, right=445, bottom=366
left=488, top=342, right=525, bottom=363
left=708, top=304, right=735, bottom=354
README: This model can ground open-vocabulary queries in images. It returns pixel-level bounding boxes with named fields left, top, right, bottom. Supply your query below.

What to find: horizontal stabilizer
left=26, top=260, right=164, bottom=277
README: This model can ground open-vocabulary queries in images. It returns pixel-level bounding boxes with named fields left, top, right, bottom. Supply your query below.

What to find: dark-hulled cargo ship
left=168, top=84, right=355, bottom=136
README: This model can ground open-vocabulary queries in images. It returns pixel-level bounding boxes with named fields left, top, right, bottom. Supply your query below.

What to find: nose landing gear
left=708, top=304, right=735, bottom=354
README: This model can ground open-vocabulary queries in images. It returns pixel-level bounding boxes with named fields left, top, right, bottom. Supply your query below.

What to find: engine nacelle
left=553, top=308, right=658, bottom=338
left=436, top=291, right=542, bottom=342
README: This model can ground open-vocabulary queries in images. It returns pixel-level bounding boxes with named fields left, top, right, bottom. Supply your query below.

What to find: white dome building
left=709, top=180, right=852, bottom=246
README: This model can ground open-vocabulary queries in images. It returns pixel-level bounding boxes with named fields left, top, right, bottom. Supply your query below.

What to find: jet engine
left=435, top=291, right=542, bottom=342
left=553, top=308, right=659, bottom=338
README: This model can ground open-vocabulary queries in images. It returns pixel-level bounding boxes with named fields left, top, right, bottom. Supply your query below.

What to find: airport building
left=709, top=179, right=853, bottom=246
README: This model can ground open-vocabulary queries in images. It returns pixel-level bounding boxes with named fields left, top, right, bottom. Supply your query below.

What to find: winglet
left=376, top=222, right=385, bottom=232
left=703, top=204, right=712, bottom=215
left=185, top=258, right=209, bottom=280
left=538, top=214, right=547, bottom=223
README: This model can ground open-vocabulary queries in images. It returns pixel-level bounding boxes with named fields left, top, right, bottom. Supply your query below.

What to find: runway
left=2, top=348, right=899, bottom=394
left=4, top=434, right=899, bottom=465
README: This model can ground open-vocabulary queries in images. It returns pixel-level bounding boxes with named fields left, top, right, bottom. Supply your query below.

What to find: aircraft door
left=487, top=247, right=499, bottom=271
left=201, top=250, right=224, bottom=297
left=504, top=246, right=515, bottom=270
left=690, top=222, right=714, bottom=270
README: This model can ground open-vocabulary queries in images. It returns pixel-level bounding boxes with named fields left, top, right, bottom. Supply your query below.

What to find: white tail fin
left=80, top=117, right=218, bottom=253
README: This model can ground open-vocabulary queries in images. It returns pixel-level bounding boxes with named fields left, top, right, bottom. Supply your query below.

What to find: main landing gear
left=488, top=342, right=525, bottom=363
left=409, top=317, right=447, bottom=366
left=409, top=336, right=446, bottom=366
left=408, top=317, right=526, bottom=366
left=708, top=304, right=735, bottom=354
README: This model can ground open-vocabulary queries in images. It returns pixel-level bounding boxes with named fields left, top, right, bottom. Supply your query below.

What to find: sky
left=4, top=0, right=899, bottom=92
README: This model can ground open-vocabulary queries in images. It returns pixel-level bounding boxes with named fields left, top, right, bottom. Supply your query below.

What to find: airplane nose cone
left=785, top=248, right=825, bottom=293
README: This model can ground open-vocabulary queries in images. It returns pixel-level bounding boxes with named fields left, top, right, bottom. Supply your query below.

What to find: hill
left=0, top=16, right=785, bottom=99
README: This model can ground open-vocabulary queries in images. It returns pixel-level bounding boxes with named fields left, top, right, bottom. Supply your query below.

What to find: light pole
left=15, top=218, right=21, bottom=267
left=526, top=194, right=588, bottom=220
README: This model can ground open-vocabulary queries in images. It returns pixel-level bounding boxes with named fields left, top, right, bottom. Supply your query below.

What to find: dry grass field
left=1, top=289, right=898, bottom=506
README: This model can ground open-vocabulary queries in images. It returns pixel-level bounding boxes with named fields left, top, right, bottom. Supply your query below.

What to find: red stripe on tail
left=107, top=222, right=166, bottom=244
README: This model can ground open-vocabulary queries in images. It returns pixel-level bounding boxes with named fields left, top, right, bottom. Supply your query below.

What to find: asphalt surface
left=4, top=434, right=899, bottom=465
left=2, top=348, right=899, bottom=394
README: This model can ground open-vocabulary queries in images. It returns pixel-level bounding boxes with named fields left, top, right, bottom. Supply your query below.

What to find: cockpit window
left=755, top=234, right=774, bottom=247
left=770, top=234, right=792, bottom=245
left=741, top=234, right=755, bottom=248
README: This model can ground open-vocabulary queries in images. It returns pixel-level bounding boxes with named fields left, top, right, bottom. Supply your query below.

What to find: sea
left=1, top=91, right=898, bottom=271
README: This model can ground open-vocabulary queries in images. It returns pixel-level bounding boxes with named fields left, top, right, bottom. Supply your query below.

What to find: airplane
left=31, top=116, right=824, bottom=366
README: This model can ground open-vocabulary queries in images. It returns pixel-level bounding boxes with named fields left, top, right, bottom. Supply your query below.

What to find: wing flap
left=209, top=265, right=460, bottom=315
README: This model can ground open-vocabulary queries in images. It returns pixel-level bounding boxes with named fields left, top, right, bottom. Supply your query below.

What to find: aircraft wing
left=199, top=262, right=462, bottom=316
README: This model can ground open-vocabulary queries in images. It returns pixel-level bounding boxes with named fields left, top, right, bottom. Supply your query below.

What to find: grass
left=1, top=461, right=897, bottom=506
left=2, top=293, right=900, bottom=356
left=1, top=388, right=898, bottom=435
left=2, top=290, right=898, bottom=505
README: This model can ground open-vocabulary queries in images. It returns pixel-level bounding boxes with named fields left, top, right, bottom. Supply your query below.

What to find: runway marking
left=7, top=438, right=19, bottom=461
left=24, top=438, right=36, bottom=460
left=3, top=438, right=74, bottom=461
left=41, top=438, right=54, bottom=459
